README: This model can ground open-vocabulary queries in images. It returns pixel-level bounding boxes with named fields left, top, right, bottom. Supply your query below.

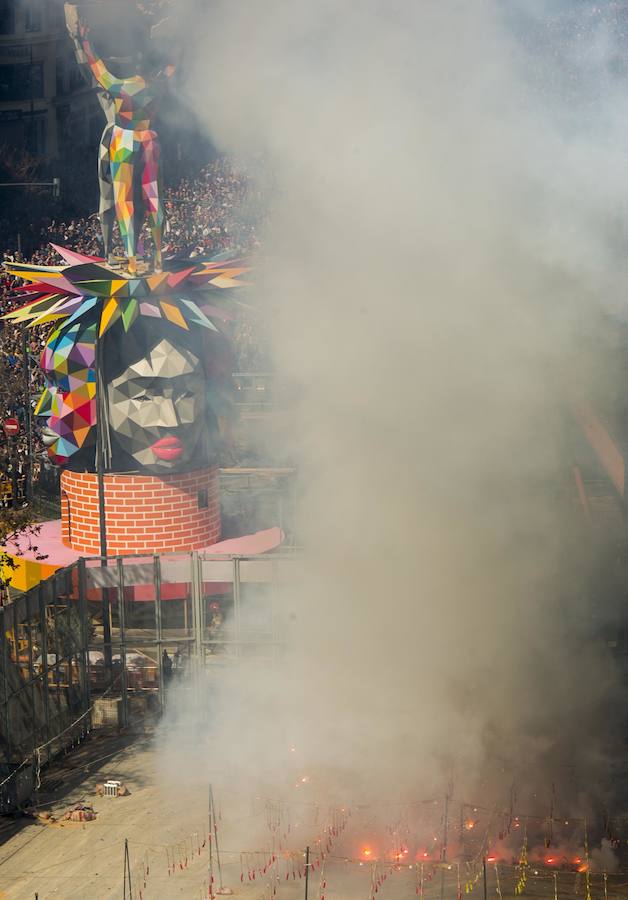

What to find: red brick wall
left=60, top=467, right=220, bottom=556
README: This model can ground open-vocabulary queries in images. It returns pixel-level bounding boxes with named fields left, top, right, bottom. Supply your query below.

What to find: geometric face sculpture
left=35, top=319, right=97, bottom=465
left=3, top=248, right=248, bottom=475
left=106, top=332, right=211, bottom=472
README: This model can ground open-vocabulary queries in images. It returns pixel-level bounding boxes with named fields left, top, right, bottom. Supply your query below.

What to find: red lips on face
left=151, top=435, right=184, bottom=461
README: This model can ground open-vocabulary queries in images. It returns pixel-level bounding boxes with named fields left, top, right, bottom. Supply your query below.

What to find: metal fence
left=0, top=549, right=300, bottom=776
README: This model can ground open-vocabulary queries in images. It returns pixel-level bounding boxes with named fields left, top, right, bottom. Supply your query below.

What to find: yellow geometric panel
left=160, top=300, right=188, bottom=329
left=99, top=297, right=121, bottom=335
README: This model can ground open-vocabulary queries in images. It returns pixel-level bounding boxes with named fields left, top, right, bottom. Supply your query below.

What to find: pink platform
left=6, top=519, right=284, bottom=590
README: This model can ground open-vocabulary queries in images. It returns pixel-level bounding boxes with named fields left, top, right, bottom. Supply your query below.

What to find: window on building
left=0, top=0, right=16, bottom=34
left=0, top=61, right=43, bottom=101
left=24, top=0, right=43, bottom=33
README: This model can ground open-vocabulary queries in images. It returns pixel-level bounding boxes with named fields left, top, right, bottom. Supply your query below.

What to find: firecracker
left=514, top=827, right=528, bottom=896
left=495, top=863, right=503, bottom=900
left=584, top=819, right=592, bottom=900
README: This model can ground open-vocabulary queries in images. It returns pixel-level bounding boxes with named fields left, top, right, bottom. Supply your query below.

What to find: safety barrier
left=0, top=548, right=300, bottom=783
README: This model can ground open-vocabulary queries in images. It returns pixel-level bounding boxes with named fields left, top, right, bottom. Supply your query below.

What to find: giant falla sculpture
left=1, top=1, right=253, bottom=570
left=5, top=2, right=247, bottom=480
left=0, top=1, right=282, bottom=592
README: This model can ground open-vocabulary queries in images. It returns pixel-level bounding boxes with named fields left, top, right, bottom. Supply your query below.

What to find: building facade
left=0, top=0, right=98, bottom=160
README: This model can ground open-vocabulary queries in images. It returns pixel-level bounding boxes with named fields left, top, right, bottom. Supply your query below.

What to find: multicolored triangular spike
left=49, top=243, right=105, bottom=265
left=2, top=246, right=249, bottom=334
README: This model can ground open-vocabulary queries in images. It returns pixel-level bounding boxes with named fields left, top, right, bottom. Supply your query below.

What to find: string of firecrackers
left=323, top=851, right=623, bottom=886
left=461, top=795, right=594, bottom=828
left=242, top=807, right=358, bottom=899
left=251, top=789, right=628, bottom=851
left=283, top=849, right=308, bottom=883
left=495, top=863, right=503, bottom=900
left=415, top=862, right=424, bottom=898
left=274, top=802, right=292, bottom=852
left=265, top=799, right=283, bottom=842
left=318, top=854, right=327, bottom=900
left=514, top=825, right=529, bottom=895
left=544, top=785, right=556, bottom=849
left=370, top=861, right=378, bottom=898
left=584, top=818, right=592, bottom=900
left=367, top=859, right=400, bottom=900
left=303, top=806, right=351, bottom=878
left=253, top=790, right=628, bottom=843
left=253, top=865, right=281, bottom=900
left=385, top=805, right=434, bottom=851
left=164, top=827, right=210, bottom=881
left=462, top=798, right=618, bottom=899
left=269, top=798, right=338, bottom=855
left=461, top=807, right=497, bottom=892
left=136, top=850, right=150, bottom=900
left=122, top=790, right=627, bottom=897
left=240, top=849, right=279, bottom=885
left=306, top=846, right=623, bottom=900
left=115, top=827, right=211, bottom=900
left=464, top=859, right=483, bottom=894
left=468, top=802, right=600, bottom=829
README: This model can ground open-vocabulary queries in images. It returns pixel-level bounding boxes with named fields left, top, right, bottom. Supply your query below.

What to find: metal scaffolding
left=0, top=549, right=299, bottom=779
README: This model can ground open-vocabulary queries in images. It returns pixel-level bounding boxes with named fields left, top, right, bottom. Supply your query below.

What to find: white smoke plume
left=157, top=0, right=628, bottom=856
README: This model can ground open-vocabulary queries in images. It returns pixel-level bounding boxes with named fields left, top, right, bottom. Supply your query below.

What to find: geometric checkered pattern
left=35, top=319, right=97, bottom=465
left=79, top=20, right=174, bottom=271
left=66, top=15, right=118, bottom=259
left=109, top=124, right=163, bottom=267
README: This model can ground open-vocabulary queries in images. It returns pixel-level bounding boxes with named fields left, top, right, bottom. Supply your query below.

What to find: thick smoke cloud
left=160, top=0, right=628, bottom=838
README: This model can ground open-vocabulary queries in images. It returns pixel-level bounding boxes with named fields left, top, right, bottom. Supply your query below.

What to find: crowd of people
left=0, top=156, right=272, bottom=506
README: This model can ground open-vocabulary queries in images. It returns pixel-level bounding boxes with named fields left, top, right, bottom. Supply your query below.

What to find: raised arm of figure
left=63, top=3, right=80, bottom=39
left=73, top=13, right=125, bottom=95
left=64, top=5, right=93, bottom=80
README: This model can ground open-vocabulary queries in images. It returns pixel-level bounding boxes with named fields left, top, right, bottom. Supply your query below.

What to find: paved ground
left=0, top=727, right=325, bottom=899
left=0, top=730, right=627, bottom=900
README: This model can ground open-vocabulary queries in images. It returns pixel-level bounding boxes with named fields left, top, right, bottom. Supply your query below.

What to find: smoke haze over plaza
left=6, top=1, right=628, bottom=895
left=152, top=0, right=628, bottom=841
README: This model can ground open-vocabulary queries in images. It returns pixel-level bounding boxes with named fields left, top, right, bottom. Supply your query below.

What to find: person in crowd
left=162, top=648, right=173, bottom=682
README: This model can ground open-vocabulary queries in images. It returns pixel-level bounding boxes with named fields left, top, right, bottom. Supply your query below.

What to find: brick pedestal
left=60, top=467, right=220, bottom=556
